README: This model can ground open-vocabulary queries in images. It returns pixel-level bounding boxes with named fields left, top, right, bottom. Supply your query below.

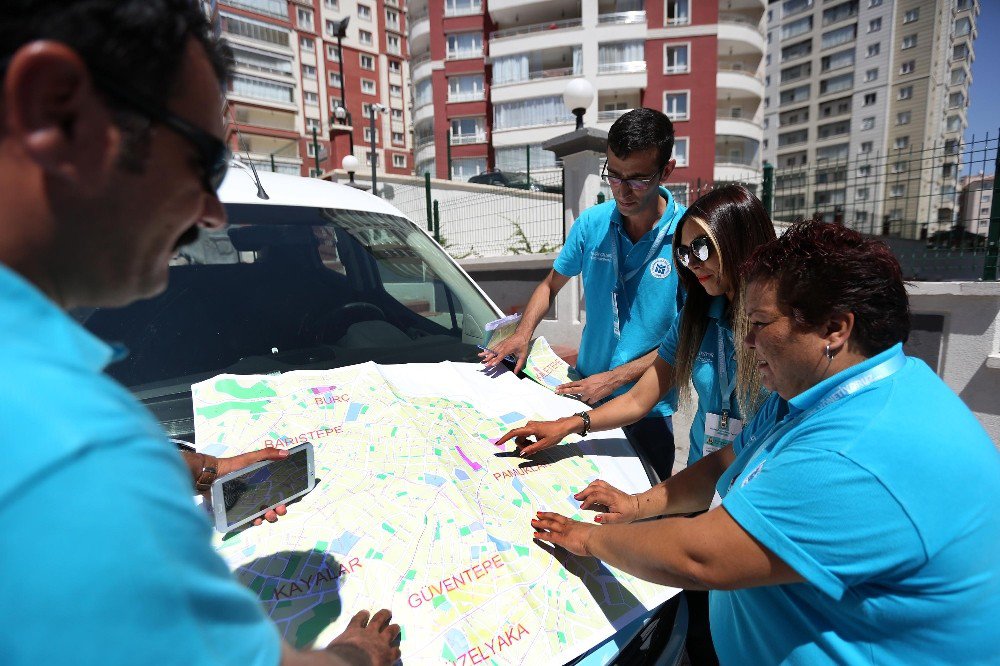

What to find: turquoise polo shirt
left=553, top=187, right=685, bottom=416
left=710, top=343, right=1000, bottom=665
left=0, top=263, right=281, bottom=665
left=657, top=297, right=739, bottom=465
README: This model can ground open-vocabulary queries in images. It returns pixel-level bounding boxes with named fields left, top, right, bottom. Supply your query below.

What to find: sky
left=964, top=2, right=997, bottom=174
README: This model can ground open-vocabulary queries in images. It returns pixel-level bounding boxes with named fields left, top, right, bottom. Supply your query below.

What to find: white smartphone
left=209, top=441, right=315, bottom=533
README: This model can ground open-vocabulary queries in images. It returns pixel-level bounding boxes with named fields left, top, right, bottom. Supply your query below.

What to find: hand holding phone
left=210, top=442, right=315, bottom=533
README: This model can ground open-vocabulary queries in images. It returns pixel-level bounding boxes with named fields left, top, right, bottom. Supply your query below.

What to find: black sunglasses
left=676, top=235, right=713, bottom=267
left=92, top=73, right=231, bottom=193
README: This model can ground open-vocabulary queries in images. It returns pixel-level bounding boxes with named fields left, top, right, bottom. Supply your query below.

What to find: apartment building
left=763, top=0, right=978, bottom=237
left=958, top=173, right=994, bottom=238
left=216, top=0, right=412, bottom=178
left=409, top=0, right=766, bottom=203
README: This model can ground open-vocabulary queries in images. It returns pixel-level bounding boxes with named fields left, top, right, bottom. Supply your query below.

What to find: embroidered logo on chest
left=649, top=257, right=672, bottom=279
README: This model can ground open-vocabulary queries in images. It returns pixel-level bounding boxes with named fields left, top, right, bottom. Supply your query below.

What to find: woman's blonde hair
left=670, top=185, right=776, bottom=420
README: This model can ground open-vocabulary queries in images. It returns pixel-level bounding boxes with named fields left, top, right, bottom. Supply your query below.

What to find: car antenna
left=226, top=106, right=269, bottom=200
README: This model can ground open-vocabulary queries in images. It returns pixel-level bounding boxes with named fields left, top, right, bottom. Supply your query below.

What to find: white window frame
left=902, top=34, right=917, bottom=49
left=297, top=7, right=314, bottom=30
left=302, top=64, right=317, bottom=79
left=357, top=3, right=372, bottom=21
left=300, top=36, right=314, bottom=51
left=359, top=30, right=373, bottom=46
left=326, top=44, right=339, bottom=61
left=361, top=78, right=376, bottom=95
left=303, top=91, right=319, bottom=105
left=393, top=154, right=406, bottom=168
left=663, top=42, right=691, bottom=74
left=672, top=136, right=689, bottom=166
left=665, top=0, right=691, bottom=26
left=903, top=8, right=919, bottom=23
left=360, top=54, right=375, bottom=70
left=363, top=127, right=379, bottom=143
left=897, top=111, right=911, bottom=125
left=663, top=90, right=690, bottom=121
left=898, top=85, right=913, bottom=100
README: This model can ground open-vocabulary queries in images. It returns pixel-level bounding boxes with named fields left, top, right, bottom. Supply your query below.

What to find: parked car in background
left=469, top=168, right=563, bottom=194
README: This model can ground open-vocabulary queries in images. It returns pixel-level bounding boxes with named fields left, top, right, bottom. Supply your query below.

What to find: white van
left=79, top=165, right=685, bottom=665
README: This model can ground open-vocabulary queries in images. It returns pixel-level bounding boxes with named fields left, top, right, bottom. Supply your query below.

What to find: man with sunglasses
left=483, top=108, right=686, bottom=481
left=0, top=1, right=398, bottom=664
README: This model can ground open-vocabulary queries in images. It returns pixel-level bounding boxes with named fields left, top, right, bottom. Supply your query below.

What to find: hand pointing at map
left=494, top=417, right=583, bottom=457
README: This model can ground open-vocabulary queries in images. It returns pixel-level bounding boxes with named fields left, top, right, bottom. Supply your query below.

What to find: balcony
left=444, top=1, right=482, bottom=17
left=409, top=13, right=430, bottom=54
left=598, top=60, right=646, bottom=75
left=598, top=109, right=633, bottom=123
left=717, top=70, right=764, bottom=99
left=226, top=0, right=288, bottom=20
left=718, top=16, right=765, bottom=56
left=414, top=141, right=436, bottom=165
left=716, top=118, right=763, bottom=142
left=491, top=17, right=582, bottom=41
left=597, top=11, right=646, bottom=25
left=448, top=90, right=486, bottom=103
left=450, top=133, right=487, bottom=145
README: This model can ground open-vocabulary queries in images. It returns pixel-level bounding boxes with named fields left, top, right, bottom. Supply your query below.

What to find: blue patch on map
left=544, top=375, right=562, bottom=387
left=454, top=468, right=469, bottom=481
left=345, top=403, right=364, bottom=421
left=499, top=411, right=526, bottom=424
left=488, top=535, right=512, bottom=552
left=328, top=530, right=361, bottom=555
left=446, top=629, right=470, bottom=655
left=424, top=473, right=446, bottom=486
left=469, top=521, right=484, bottom=531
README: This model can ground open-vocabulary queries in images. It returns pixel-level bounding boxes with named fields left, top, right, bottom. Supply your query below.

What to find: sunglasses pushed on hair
left=676, top=235, right=713, bottom=267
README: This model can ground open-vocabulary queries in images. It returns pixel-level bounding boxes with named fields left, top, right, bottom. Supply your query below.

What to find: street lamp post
left=330, top=17, right=353, bottom=155
left=563, top=78, right=596, bottom=131
left=368, top=103, right=387, bottom=195
left=334, top=105, right=354, bottom=155
left=341, top=154, right=369, bottom=191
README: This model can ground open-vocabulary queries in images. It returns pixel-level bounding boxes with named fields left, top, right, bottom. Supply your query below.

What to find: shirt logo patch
left=590, top=250, right=613, bottom=263
left=649, top=257, right=672, bottom=279
left=741, top=460, right=766, bottom=488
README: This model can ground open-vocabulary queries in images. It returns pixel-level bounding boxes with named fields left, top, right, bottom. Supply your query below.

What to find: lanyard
left=725, top=347, right=907, bottom=495
left=609, top=196, right=677, bottom=338
left=716, top=324, right=738, bottom=428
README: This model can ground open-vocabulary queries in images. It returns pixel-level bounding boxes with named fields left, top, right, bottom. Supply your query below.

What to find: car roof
left=218, top=162, right=407, bottom=218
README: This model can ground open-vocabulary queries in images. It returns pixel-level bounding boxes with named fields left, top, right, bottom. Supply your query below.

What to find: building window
left=445, top=0, right=482, bottom=16
left=858, top=164, right=871, bottom=177
left=822, top=24, right=856, bottom=50
left=664, top=44, right=690, bottom=74
left=392, top=131, right=404, bottom=144
left=448, top=74, right=484, bottom=102
left=949, top=92, right=965, bottom=108
left=898, top=86, right=913, bottom=100
left=329, top=96, right=342, bottom=112
left=359, top=30, right=373, bottom=46
left=302, top=64, right=316, bottom=79
left=393, top=154, right=406, bottom=168
left=673, top=137, right=689, bottom=166
left=865, top=68, right=878, bottom=82
left=391, top=108, right=403, bottom=120
left=361, top=79, right=376, bottom=95
left=859, top=141, right=873, bottom=154
left=868, top=0, right=882, bottom=6
left=666, top=0, right=690, bottom=25
left=363, top=127, right=379, bottom=142
left=951, top=68, right=967, bottom=85
left=857, top=187, right=869, bottom=200
left=446, top=32, right=482, bottom=60
left=861, top=116, right=875, bottom=130
left=902, top=34, right=917, bottom=49
left=900, top=60, right=915, bottom=75
left=389, top=84, right=402, bottom=97
left=895, top=136, right=909, bottom=149
left=451, top=157, right=487, bottom=181
left=304, top=91, right=319, bottom=105
left=782, top=16, right=813, bottom=40
left=892, top=161, right=907, bottom=174
left=297, top=7, right=314, bottom=30
left=891, top=184, right=906, bottom=197
left=387, top=35, right=401, bottom=55
left=326, top=44, right=339, bottom=61
left=664, top=92, right=689, bottom=121
left=358, top=4, right=372, bottom=20
left=897, top=111, right=911, bottom=125
left=450, top=117, right=486, bottom=144
left=867, top=43, right=880, bottom=57
left=904, top=8, right=919, bottom=23
left=863, top=92, right=876, bottom=106
left=300, top=36, right=314, bottom=51
left=953, top=44, right=970, bottom=61
left=868, top=18, right=881, bottom=33
left=388, top=60, right=401, bottom=74
left=329, top=71, right=341, bottom=87
left=955, top=17, right=972, bottom=37
left=386, top=9, right=400, bottom=28
left=324, top=0, right=339, bottom=8
left=493, top=96, right=567, bottom=130
left=360, top=54, right=375, bottom=70
left=306, top=117, right=321, bottom=131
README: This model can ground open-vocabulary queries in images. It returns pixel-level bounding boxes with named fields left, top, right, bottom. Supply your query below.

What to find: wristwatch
left=575, top=411, right=591, bottom=437
left=194, top=453, right=219, bottom=493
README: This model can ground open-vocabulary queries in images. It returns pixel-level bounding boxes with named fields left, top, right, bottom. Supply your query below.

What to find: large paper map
left=192, top=362, right=676, bottom=665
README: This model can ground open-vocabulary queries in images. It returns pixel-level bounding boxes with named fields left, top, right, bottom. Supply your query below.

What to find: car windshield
left=77, top=202, right=497, bottom=440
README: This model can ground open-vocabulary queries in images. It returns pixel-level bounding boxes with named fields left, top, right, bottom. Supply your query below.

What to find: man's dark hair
left=607, top=108, right=675, bottom=169
left=741, top=219, right=911, bottom=356
left=0, top=0, right=230, bottom=105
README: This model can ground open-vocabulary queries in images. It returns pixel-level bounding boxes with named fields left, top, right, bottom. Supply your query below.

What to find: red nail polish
left=594, top=516, right=602, bottom=523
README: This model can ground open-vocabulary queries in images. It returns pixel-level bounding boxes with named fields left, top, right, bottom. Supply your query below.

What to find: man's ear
left=824, top=311, right=855, bottom=355
left=2, top=41, right=120, bottom=187
left=660, top=158, right=676, bottom=182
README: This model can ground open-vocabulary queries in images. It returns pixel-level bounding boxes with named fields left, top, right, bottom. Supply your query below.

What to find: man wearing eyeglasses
left=483, top=108, right=685, bottom=481
left=0, top=1, right=397, bottom=664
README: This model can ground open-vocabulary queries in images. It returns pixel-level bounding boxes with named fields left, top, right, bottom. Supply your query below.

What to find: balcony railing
left=598, top=109, right=632, bottom=122
left=597, top=11, right=646, bottom=25
left=491, top=18, right=582, bottom=40
left=719, top=12, right=760, bottom=28
left=226, top=0, right=288, bottom=20
left=448, top=91, right=486, bottom=102
left=598, top=61, right=646, bottom=75
left=450, top=133, right=486, bottom=145
left=445, top=3, right=481, bottom=17
left=414, top=136, right=435, bottom=149
left=446, top=48, right=483, bottom=61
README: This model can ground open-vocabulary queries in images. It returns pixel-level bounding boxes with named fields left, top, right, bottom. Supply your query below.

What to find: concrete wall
left=461, top=254, right=1000, bottom=446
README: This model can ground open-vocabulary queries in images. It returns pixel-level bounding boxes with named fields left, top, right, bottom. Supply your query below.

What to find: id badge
left=703, top=412, right=743, bottom=456
left=611, top=290, right=621, bottom=338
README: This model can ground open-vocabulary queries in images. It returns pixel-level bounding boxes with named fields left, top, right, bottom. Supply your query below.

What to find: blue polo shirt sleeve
left=721, top=440, right=926, bottom=600
left=7, top=432, right=282, bottom=665
left=552, top=213, right=587, bottom=278
left=656, top=306, right=684, bottom=365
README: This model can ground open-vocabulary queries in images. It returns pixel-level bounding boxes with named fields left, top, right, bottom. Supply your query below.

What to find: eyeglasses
left=676, top=235, right=713, bottom=267
left=93, top=73, right=231, bottom=193
left=600, top=162, right=663, bottom=192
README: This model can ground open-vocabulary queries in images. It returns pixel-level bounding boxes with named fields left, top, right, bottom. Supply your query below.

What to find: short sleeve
left=656, top=306, right=685, bottom=364
left=5, top=436, right=281, bottom=664
left=722, top=442, right=926, bottom=600
left=552, top=213, right=587, bottom=277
